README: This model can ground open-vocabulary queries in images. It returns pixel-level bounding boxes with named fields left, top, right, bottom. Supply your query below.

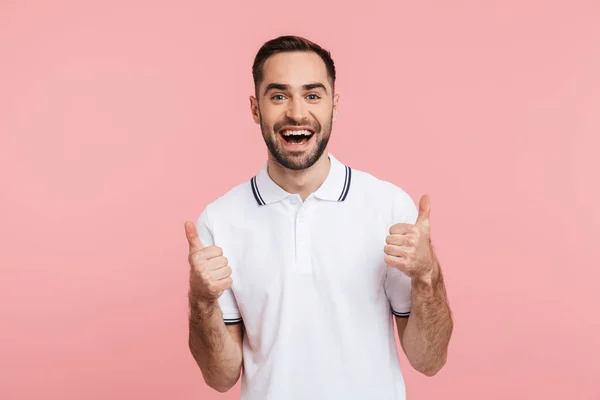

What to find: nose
left=285, top=97, right=308, bottom=122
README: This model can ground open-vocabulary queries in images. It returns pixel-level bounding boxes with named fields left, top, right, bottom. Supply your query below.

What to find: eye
left=306, top=94, right=321, bottom=100
left=271, top=94, right=286, bottom=101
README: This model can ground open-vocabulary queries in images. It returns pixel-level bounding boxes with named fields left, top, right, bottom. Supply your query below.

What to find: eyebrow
left=263, top=82, right=328, bottom=96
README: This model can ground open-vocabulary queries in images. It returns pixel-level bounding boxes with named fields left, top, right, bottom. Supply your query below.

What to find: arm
left=395, top=258, right=453, bottom=376
left=188, top=300, right=244, bottom=392
left=184, top=220, right=243, bottom=392
left=384, top=194, right=453, bottom=376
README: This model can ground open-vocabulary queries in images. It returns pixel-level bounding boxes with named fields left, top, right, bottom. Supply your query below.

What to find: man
left=185, top=35, right=453, bottom=399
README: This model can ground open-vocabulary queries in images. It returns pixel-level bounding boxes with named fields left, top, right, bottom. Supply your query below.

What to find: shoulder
left=206, top=179, right=254, bottom=213
left=347, top=165, right=418, bottom=223
left=348, top=165, right=413, bottom=204
left=197, top=177, right=255, bottom=225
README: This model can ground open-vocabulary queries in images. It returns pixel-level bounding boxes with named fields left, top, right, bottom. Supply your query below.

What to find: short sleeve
left=195, top=206, right=242, bottom=325
left=384, top=188, right=419, bottom=318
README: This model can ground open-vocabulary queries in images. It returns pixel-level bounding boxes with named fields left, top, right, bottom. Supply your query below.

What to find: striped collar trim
left=251, top=154, right=352, bottom=206
left=250, top=175, right=267, bottom=206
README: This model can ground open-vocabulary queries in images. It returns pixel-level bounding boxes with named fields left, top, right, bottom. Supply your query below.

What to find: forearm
left=401, top=260, right=453, bottom=376
left=188, top=298, right=242, bottom=392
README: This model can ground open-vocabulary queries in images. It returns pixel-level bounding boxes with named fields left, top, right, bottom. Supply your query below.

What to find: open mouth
left=279, top=129, right=315, bottom=145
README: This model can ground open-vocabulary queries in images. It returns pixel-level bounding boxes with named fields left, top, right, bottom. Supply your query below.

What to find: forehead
left=261, top=51, right=330, bottom=89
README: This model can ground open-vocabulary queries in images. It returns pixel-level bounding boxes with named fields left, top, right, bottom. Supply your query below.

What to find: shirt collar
left=251, top=153, right=352, bottom=206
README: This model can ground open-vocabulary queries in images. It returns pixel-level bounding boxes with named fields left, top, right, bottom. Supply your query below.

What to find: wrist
left=412, top=260, right=440, bottom=292
left=190, top=296, right=219, bottom=317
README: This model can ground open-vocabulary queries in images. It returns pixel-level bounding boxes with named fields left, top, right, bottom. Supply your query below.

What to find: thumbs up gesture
left=384, top=194, right=437, bottom=281
left=185, top=221, right=233, bottom=304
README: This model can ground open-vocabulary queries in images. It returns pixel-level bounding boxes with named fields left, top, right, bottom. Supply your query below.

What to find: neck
left=267, top=151, right=331, bottom=201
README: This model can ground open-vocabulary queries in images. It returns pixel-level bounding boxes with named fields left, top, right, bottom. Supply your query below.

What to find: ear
left=249, top=95, right=260, bottom=124
left=332, top=92, right=340, bottom=122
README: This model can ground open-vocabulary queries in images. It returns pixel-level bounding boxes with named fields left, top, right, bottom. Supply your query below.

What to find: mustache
left=273, top=118, right=321, bottom=133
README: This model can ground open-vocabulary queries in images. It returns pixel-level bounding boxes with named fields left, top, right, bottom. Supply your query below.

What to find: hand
left=185, top=221, right=233, bottom=304
left=384, top=194, right=437, bottom=282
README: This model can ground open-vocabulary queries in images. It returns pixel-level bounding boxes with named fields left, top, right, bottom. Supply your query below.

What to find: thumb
left=184, top=221, right=204, bottom=253
left=416, top=194, right=431, bottom=225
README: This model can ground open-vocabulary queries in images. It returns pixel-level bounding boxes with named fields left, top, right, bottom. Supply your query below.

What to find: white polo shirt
left=195, top=153, right=419, bottom=400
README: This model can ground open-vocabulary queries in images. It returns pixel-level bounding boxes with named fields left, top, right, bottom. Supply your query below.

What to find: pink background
left=1, top=1, right=599, bottom=399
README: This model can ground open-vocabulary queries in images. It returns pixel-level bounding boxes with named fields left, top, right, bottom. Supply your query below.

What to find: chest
left=214, top=204, right=391, bottom=311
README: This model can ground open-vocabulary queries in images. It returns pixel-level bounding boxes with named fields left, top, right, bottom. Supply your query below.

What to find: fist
left=185, top=221, right=233, bottom=303
left=384, top=194, right=435, bottom=280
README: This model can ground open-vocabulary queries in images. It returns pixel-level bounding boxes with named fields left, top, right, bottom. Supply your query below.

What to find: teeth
left=282, top=129, right=312, bottom=136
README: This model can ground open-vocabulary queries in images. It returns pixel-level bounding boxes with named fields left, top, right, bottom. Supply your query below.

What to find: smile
left=279, top=128, right=315, bottom=144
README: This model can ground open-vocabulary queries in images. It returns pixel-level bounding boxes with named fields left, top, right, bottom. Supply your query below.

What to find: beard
left=259, top=110, right=333, bottom=171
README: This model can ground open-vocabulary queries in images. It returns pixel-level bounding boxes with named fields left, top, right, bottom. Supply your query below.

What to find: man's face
left=250, top=51, right=339, bottom=170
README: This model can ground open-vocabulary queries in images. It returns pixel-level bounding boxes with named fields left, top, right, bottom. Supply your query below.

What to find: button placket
left=294, top=201, right=311, bottom=272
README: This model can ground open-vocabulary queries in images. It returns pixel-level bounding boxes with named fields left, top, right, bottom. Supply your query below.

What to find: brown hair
left=252, top=35, right=336, bottom=96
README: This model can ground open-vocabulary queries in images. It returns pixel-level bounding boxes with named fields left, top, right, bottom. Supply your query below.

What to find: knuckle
left=201, top=246, right=219, bottom=259
left=222, top=277, right=233, bottom=289
left=192, top=252, right=209, bottom=265
left=207, top=283, right=219, bottom=293
left=199, top=272, right=210, bottom=282
left=195, top=260, right=207, bottom=272
left=211, top=246, right=223, bottom=256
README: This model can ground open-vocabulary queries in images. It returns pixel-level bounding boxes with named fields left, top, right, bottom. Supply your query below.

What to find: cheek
left=257, top=103, right=273, bottom=119
left=314, top=107, right=334, bottom=123
left=262, top=109, right=288, bottom=129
